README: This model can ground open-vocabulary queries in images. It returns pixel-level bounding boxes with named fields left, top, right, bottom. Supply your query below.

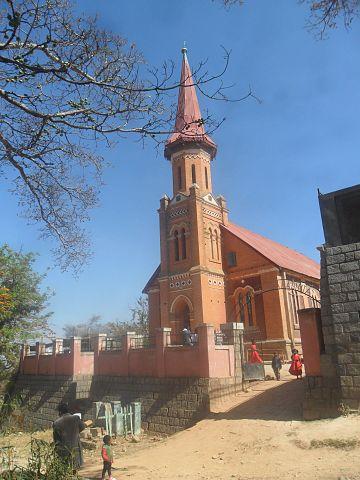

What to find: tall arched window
left=205, top=167, right=209, bottom=189
left=174, top=230, right=180, bottom=261
left=209, top=228, right=214, bottom=259
left=215, top=230, right=220, bottom=260
left=181, top=228, right=187, bottom=260
left=178, top=166, right=182, bottom=190
left=191, top=164, right=196, bottom=184
left=246, top=292, right=253, bottom=326
left=238, top=294, right=245, bottom=323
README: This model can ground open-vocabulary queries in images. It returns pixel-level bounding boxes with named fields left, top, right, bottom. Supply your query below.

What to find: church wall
left=148, top=288, right=161, bottom=336
left=260, top=271, right=286, bottom=340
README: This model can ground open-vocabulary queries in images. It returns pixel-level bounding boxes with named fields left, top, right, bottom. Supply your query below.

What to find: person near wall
left=53, top=402, right=87, bottom=472
left=182, top=326, right=193, bottom=346
left=249, top=339, right=263, bottom=363
left=271, top=352, right=282, bottom=380
left=289, top=349, right=303, bottom=379
left=101, top=434, right=115, bottom=480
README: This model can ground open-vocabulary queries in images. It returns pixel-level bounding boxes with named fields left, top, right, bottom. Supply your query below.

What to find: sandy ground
left=1, top=374, right=360, bottom=480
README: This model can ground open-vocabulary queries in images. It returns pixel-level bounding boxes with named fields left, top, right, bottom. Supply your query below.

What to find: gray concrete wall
left=303, top=242, right=360, bottom=419
left=11, top=374, right=241, bottom=434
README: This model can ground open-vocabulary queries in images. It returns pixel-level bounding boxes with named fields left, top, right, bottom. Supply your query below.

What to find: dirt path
left=79, top=375, right=360, bottom=480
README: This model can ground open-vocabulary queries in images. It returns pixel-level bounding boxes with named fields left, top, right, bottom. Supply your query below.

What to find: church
left=143, top=48, right=320, bottom=359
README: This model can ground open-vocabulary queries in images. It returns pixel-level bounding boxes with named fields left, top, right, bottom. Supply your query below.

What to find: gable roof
left=222, top=222, right=320, bottom=280
left=142, top=264, right=161, bottom=294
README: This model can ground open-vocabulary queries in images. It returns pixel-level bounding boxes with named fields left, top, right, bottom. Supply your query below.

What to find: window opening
left=246, top=292, right=253, bottom=326
left=238, top=294, right=245, bottom=324
left=174, top=230, right=180, bottom=261
left=181, top=228, right=187, bottom=259
left=209, top=228, right=214, bottom=259
left=227, top=252, right=237, bottom=267
left=205, top=167, right=209, bottom=189
left=191, top=164, right=196, bottom=184
left=215, top=230, right=220, bottom=260
left=178, top=166, right=182, bottom=190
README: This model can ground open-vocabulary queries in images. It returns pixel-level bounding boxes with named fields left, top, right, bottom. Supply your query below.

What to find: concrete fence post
left=71, top=337, right=82, bottom=375
left=35, top=341, right=41, bottom=375
left=155, top=327, right=171, bottom=377
left=123, top=332, right=136, bottom=376
left=94, top=333, right=107, bottom=375
left=19, top=344, right=25, bottom=374
left=197, top=324, right=215, bottom=377
left=52, top=338, right=63, bottom=375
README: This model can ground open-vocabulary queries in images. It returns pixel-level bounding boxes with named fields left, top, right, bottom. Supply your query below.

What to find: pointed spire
left=164, top=47, right=217, bottom=160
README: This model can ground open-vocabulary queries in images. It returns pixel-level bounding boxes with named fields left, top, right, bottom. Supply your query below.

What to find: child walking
left=101, top=434, right=115, bottom=480
left=271, top=352, right=282, bottom=380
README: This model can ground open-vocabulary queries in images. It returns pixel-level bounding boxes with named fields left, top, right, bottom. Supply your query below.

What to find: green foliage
left=0, top=439, right=78, bottom=479
left=0, top=245, right=52, bottom=379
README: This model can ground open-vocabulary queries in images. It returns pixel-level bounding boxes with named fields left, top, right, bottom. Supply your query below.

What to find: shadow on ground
left=210, top=378, right=304, bottom=422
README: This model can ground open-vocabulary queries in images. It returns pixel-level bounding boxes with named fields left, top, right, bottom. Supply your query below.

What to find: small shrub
left=0, top=439, right=79, bottom=479
left=310, top=438, right=359, bottom=450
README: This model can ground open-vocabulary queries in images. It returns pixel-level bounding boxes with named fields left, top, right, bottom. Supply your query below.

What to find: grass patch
left=310, top=438, right=359, bottom=450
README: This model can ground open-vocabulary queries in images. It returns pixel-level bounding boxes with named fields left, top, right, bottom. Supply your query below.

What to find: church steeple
left=164, top=47, right=217, bottom=161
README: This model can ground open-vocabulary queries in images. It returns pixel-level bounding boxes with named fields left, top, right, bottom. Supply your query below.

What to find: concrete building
left=144, top=48, right=320, bottom=359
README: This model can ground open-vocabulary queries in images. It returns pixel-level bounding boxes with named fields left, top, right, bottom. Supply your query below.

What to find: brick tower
left=145, top=47, right=229, bottom=336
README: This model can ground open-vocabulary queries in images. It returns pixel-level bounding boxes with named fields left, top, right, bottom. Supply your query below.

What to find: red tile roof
left=164, top=48, right=217, bottom=160
left=222, top=222, right=320, bottom=280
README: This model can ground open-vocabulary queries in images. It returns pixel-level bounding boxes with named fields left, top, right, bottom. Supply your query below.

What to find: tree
left=0, top=244, right=52, bottom=378
left=0, top=0, right=248, bottom=272
left=218, top=0, right=359, bottom=37
left=62, top=314, right=107, bottom=338
left=108, top=296, right=149, bottom=337
left=301, top=0, right=360, bottom=37
left=62, top=296, right=149, bottom=338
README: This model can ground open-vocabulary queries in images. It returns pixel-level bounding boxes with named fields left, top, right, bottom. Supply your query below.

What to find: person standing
left=53, top=402, right=86, bottom=472
left=271, top=352, right=282, bottom=380
left=289, top=349, right=303, bottom=379
left=249, top=339, right=263, bottom=363
left=101, top=434, right=115, bottom=480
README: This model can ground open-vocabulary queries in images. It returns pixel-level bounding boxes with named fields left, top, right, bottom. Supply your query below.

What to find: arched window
left=181, top=228, right=187, bottom=260
left=178, top=166, right=182, bottom=190
left=246, top=292, right=253, bottom=326
left=209, top=228, right=214, bottom=259
left=205, top=167, right=209, bottom=190
left=191, top=164, right=196, bottom=184
left=238, top=294, right=245, bottom=323
left=215, top=230, right=220, bottom=260
left=174, top=230, right=180, bottom=261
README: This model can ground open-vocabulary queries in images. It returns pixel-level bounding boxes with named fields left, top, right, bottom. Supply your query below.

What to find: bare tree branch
left=0, top=0, right=252, bottom=272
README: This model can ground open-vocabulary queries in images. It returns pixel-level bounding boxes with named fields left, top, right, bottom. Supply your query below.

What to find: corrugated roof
left=222, top=222, right=320, bottom=280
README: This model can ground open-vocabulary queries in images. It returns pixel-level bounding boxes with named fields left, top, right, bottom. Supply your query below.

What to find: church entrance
left=171, top=297, right=192, bottom=344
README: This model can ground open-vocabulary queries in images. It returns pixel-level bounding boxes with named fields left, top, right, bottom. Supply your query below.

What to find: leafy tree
left=0, top=0, right=243, bottom=272
left=0, top=244, right=52, bottom=378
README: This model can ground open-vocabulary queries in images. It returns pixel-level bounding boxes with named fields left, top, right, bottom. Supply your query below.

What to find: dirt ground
left=1, top=374, right=360, bottom=480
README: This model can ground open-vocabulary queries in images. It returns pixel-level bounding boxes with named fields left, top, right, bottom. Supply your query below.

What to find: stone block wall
left=11, top=374, right=241, bottom=434
left=303, top=242, right=360, bottom=419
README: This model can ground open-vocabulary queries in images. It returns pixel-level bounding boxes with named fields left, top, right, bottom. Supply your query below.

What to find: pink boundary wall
left=298, top=308, right=322, bottom=376
left=20, top=324, right=235, bottom=379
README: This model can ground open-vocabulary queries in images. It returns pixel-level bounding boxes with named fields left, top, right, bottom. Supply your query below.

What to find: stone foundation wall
left=11, top=374, right=241, bottom=434
left=303, top=243, right=360, bottom=419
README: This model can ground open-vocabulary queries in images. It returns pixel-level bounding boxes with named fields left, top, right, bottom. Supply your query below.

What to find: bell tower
left=148, top=47, right=229, bottom=337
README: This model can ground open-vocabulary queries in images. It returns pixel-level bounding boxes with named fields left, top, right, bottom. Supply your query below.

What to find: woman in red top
left=249, top=340, right=263, bottom=363
left=289, top=349, right=303, bottom=379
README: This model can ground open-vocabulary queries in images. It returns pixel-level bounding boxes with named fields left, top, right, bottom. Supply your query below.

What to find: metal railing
left=214, top=332, right=233, bottom=346
left=102, top=337, right=122, bottom=351
left=170, top=332, right=198, bottom=346
left=80, top=337, right=94, bottom=352
left=129, top=336, right=155, bottom=349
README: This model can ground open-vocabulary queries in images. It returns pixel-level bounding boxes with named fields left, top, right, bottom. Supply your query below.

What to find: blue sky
left=1, top=0, right=359, bottom=335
